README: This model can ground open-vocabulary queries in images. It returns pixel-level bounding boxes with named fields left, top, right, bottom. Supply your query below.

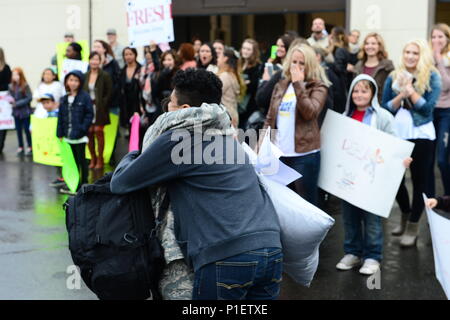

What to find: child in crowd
left=57, top=70, right=94, bottom=195
left=337, top=74, right=412, bottom=275
left=38, top=93, right=65, bottom=189
left=9, top=67, right=33, bottom=156
left=33, top=68, right=65, bottom=118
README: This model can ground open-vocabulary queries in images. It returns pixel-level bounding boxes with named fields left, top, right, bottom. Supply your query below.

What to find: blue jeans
left=192, top=248, right=283, bottom=300
left=14, top=117, right=32, bottom=149
left=342, top=201, right=383, bottom=262
left=280, top=152, right=321, bottom=206
left=434, top=108, right=450, bottom=195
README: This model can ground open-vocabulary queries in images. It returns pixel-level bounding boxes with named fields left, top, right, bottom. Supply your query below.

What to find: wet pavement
left=0, top=130, right=447, bottom=300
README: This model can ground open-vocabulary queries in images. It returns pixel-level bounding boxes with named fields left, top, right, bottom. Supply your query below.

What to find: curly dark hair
left=172, top=69, right=222, bottom=107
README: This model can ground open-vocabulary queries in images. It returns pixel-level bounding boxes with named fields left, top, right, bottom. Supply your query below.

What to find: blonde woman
left=263, top=44, right=330, bottom=205
left=382, top=39, right=442, bottom=247
left=430, top=24, right=450, bottom=196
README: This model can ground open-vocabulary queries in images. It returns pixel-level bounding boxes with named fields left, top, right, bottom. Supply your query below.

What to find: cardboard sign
left=424, top=194, right=450, bottom=300
left=318, top=110, right=414, bottom=218
left=60, top=140, right=80, bottom=193
left=31, top=116, right=62, bottom=167
left=125, top=0, right=174, bottom=47
left=56, top=40, right=90, bottom=81
left=0, top=91, right=15, bottom=130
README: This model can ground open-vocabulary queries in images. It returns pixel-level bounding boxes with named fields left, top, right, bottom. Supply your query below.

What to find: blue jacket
left=9, top=84, right=32, bottom=119
left=382, top=72, right=442, bottom=127
left=57, top=70, right=94, bottom=139
left=110, top=130, right=282, bottom=272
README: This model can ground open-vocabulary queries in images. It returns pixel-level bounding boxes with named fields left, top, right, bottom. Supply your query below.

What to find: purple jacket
left=9, top=84, right=32, bottom=119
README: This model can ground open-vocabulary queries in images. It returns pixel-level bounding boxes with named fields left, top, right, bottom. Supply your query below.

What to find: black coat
left=103, top=58, right=121, bottom=109
left=331, top=47, right=354, bottom=92
left=239, top=63, right=263, bottom=128
left=57, top=90, right=94, bottom=140
left=119, top=63, right=142, bottom=127
left=0, top=64, right=11, bottom=91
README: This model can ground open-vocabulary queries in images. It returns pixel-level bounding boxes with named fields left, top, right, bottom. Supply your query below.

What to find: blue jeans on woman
left=280, top=151, right=321, bottom=206
left=434, top=108, right=450, bottom=195
left=342, top=201, right=383, bottom=262
left=192, top=248, right=283, bottom=300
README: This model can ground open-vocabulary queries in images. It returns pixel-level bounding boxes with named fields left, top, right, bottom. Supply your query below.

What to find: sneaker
left=359, top=259, right=380, bottom=275
left=49, top=178, right=66, bottom=188
left=25, top=147, right=32, bottom=156
left=16, top=148, right=24, bottom=155
left=336, top=254, right=361, bottom=271
left=59, top=187, right=77, bottom=196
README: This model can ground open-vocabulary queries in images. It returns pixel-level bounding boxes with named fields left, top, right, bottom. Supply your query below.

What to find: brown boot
left=88, top=127, right=96, bottom=169
left=94, top=128, right=105, bottom=170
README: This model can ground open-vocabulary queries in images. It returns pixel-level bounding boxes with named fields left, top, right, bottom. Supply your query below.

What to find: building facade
left=0, top=0, right=449, bottom=90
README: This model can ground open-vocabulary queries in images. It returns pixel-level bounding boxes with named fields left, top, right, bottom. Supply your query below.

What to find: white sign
left=0, top=91, right=15, bottom=130
left=318, top=110, right=414, bottom=218
left=125, top=0, right=174, bottom=47
left=60, top=59, right=89, bottom=83
left=424, top=194, right=450, bottom=300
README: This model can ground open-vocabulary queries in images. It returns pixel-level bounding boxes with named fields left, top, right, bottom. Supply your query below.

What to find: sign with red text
left=0, top=91, right=15, bottom=130
left=125, top=0, right=174, bottom=47
left=318, top=110, right=414, bottom=218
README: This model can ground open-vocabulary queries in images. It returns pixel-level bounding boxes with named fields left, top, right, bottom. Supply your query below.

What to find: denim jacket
left=382, top=72, right=442, bottom=127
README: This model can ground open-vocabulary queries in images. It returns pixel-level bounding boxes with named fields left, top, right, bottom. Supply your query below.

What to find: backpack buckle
left=123, top=233, right=138, bottom=244
left=82, top=185, right=96, bottom=194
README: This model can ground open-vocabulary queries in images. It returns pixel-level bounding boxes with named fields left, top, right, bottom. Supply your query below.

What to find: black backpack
left=63, top=172, right=167, bottom=300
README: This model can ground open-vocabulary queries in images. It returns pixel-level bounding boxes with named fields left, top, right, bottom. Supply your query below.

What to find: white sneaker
left=336, top=254, right=361, bottom=271
left=359, top=259, right=380, bottom=275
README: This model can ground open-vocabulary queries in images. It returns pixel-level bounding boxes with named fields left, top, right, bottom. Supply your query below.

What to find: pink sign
left=129, top=114, right=141, bottom=152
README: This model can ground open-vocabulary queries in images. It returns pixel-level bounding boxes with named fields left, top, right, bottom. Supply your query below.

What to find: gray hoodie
left=344, top=74, right=395, bottom=136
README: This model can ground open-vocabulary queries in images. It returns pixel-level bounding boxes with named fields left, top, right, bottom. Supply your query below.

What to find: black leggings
left=70, top=143, right=88, bottom=190
left=396, top=139, right=434, bottom=223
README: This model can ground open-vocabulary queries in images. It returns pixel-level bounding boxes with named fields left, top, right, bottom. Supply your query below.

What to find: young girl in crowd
left=92, top=40, right=121, bottom=113
left=178, top=43, right=197, bottom=71
left=33, top=68, right=65, bottom=118
left=153, top=50, right=181, bottom=106
left=382, top=40, right=442, bottom=246
left=430, top=24, right=450, bottom=196
left=119, top=47, right=142, bottom=130
left=262, top=43, right=330, bottom=206
left=213, top=39, right=225, bottom=58
left=238, top=38, right=263, bottom=128
left=337, top=74, right=412, bottom=275
left=197, top=43, right=218, bottom=73
left=217, top=48, right=241, bottom=128
left=353, top=33, right=394, bottom=103
left=57, top=70, right=94, bottom=195
left=328, top=27, right=354, bottom=97
left=83, top=52, right=112, bottom=170
left=9, top=67, right=33, bottom=156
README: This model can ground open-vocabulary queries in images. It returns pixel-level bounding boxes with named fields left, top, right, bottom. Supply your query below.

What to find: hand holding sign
left=126, top=0, right=174, bottom=47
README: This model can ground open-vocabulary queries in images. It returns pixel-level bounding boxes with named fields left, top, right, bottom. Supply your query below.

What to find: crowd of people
left=0, top=18, right=449, bottom=300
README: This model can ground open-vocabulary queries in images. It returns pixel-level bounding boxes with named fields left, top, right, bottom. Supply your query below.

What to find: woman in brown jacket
left=263, top=43, right=330, bottom=205
left=84, top=52, right=113, bottom=170
left=353, top=33, right=394, bottom=102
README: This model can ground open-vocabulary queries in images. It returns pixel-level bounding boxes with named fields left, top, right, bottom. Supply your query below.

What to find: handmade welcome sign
left=318, top=110, right=414, bottom=218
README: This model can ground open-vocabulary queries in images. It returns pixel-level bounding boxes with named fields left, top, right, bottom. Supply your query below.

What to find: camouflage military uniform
left=142, top=103, right=235, bottom=300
